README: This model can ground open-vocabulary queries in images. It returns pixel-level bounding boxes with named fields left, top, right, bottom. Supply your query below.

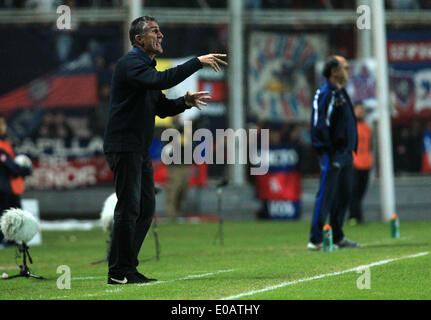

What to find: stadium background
left=0, top=0, right=430, bottom=223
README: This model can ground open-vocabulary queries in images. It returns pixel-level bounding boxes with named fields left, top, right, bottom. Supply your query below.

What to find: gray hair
left=129, top=16, right=157, bottom=47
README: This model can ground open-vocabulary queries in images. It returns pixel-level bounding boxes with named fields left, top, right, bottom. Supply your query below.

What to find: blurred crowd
left=0, top=0, right=120, bottom=9
left=246, top=120, right=318, bottom=176
left=392, top=120, right=431, bottom=175
left=2, top=0, right=431, bottom=9
left=1, top=0, right=431, bottom=179
left=246, top=113, right=431, bottom=177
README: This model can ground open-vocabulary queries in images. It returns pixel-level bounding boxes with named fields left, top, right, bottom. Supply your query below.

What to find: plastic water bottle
left=390, top=214, right=400, bottom=238
left=323, top=224, right=333, bottom=252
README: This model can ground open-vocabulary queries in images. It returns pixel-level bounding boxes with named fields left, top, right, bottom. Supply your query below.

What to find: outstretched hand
left=184, top=91, right=212, bottom=110
left=198, top=54, right=228, bottom=72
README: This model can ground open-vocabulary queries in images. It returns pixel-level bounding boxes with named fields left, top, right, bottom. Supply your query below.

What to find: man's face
left=0, top=118, right=7, bottom=136
left=354, top=104, right=366, bottom=121
left=333, top=57, right=350, bottom=86
left=137, top=21, right=164, bottom=57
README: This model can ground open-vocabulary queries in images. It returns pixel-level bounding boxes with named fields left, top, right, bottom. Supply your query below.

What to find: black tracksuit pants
left=310, top=152, right=353, bottom=244
left=105, top=153, right=155, bottom=277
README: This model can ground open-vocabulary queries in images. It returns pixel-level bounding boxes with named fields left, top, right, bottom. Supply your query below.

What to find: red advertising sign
left=24, top=156, right=113, bottom=190
left=153, top=161, right=208, bottom=186
left=254, top=171, right=301, bottom=201
left=388, top=41, right=431, bottom=63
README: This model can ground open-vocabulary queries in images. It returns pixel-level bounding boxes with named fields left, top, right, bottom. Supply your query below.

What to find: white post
left=228, top=0, right=245, bottom=185
left=371, top=0, right=396, bottom=221
left=123, top=0, right=142, bottom=53
left=130, top=0, right=142, bottom=20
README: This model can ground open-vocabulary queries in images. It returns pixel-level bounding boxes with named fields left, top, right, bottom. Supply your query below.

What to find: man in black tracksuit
left=308, top=55, right=359, bottom=250
left=103, top=16, right=227, bottom=284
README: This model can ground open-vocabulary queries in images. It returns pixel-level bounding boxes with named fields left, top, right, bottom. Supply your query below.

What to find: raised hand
left=197, top=54, right=228, bottom=72
left=184, top=91, right=212, bottom=110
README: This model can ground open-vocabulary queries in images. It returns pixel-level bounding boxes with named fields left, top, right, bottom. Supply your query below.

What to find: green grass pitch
left=0, top=220, right=430, bottom=300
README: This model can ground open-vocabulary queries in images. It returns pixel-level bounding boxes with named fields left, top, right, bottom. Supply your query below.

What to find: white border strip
left=221, top=252, right=429, bottom=300
left=48, top=269, right=235, bottom=300
left=137, top=269, right=235, bottom=287
left=72, top=276, right=104, bottom=280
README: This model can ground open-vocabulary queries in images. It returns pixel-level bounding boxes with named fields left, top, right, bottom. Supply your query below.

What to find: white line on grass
left=220, top=252, right=429, bottom=300
left=72, top=276, right=104, bottom=280
left=49, top=268, right=235, bottom=299
left=70, top=269, right=237, bottom=282
left=136, top=269, right=236, bottom=287
left=360, top=236, right=413, bottom=247
left=80, top=268, right=235, bottom=298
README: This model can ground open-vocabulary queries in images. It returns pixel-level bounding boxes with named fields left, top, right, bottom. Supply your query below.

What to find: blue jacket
left=0, top=135, right=31, bottom=194
left=310, top=81, right=357, bottom=156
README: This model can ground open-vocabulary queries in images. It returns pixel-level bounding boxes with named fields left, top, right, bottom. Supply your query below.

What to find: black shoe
left=108, top=272, right=152, bottom=285
left=135, top=271, right=157, bottom=283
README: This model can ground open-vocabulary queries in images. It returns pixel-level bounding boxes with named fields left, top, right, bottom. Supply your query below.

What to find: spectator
left=393, top=126, right=410, bottom=174
left=35, top=112, right=73, bottom=139
left=389, top=0, right=420, bottom=9
left=348, top=102, right=373, bottom=225
left=1, top=0, right=26, bottom=8
left=53, top=113, right=73, bottom=139
left=94, top=55, right=114, bottom=88
left=89, top=83, right=111, bottom=136
left=0, top=113, right=32, bottom=247
left=164, top=115, right=192, bottom=221
left=25, top=0, right=59, bottom=11
left=55, top=0, right=78, bottom=63
left=245, top=0, right=262, bottom=9
left=408, top=120, right=422, bottom=173
left=422, top=120, right=431, bottom=173
left=35, top=112, right=55, bottom=138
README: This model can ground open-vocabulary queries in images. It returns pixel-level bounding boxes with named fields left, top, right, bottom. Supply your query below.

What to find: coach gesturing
left=103, top=16, right=227, bottom=285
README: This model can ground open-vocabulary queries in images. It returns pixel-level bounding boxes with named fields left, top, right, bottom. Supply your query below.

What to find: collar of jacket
left=326, top=79, right=341, bottom=91
left=130, top=47, right=157, bottom=68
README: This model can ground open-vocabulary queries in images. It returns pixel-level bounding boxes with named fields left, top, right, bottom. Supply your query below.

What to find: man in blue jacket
left=103, top=16, right=227, bottom=284
left=308, top=55, right=359, bottom=250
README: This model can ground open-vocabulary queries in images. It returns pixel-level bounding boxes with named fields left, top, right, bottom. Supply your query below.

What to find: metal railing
left=0, top=8, right=431, bottom=25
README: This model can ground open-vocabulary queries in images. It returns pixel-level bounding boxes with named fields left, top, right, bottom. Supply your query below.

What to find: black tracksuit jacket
left=103, top=47, right=203, bottom=155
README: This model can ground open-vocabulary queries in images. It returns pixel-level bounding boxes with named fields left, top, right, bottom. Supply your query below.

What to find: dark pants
left=105, top=153, right=155, bottom=277
left=0, top=191, right=22, bottom=242
left=349, top=169, right=370, bottom=223
left=310, top=153, right=353, bottom=244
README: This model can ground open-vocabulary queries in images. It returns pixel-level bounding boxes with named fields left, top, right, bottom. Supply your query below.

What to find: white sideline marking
left=0, top=266, right=19, bottom=271
left=360, top=236, right=413, bottom=247
left=220, top=252, right=429, bottom=300
left=72, top=276, right=103, bottom=280
left=49, top=269, right=235, bottom=299
left=137, top=269, right=235, bottom=287
left=72, top=269, right=235, bottom=282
